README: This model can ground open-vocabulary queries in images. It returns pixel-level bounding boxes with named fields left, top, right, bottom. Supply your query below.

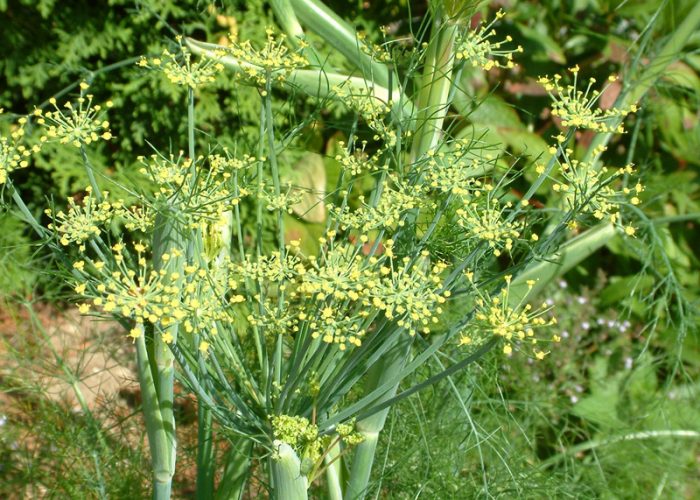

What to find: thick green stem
left=271, top=441, right=309, bottom=500
left=186, top=39, right=409, bottom=116
left=197, top=404, right=215, bottom=499
left=153, top=328, right=177, bottom=481
left=216, top=439, right=252, bottom=500
left=409, top=15, right=459, bottom=162
left=288, top=0, right=393, bottom=89
left=324, top=440, right=343, bottom=500
left=151, top=213, right=182, bottom=495
left=271, top=0, right=305, bottom=41
left=270, top=0, right=323, bottom=67
left=344, top=338, right=411, bottom=500
left=148, top=151, right=190, bottom=498
left=136, top=331, right=175, bottom=500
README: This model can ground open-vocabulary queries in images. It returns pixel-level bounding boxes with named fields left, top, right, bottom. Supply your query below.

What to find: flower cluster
left=271, top=414, right=320, bottom=453
left=225, top=28, right=308, bottom=90
left=456, top=198, right=522, bottom=256
left=369, top=255, right=449, bottom=336
left=537, top=147, right=643, bottom=234
left=209, top=151, right=257, bottom=175
left=235, top=251, right=299, bottom=288
left=455, top=10, right=522, bottom=71
left=335, top=420, right=364, bottom=446
left=332, top=83, right=396, bottom=146
left=1, top=117, right=38, bottom=185
left=138, top=152, right=251, bottom=229
left=296, top=244, right=374, bottom=348
left=46, top=188, right=118, bottom=248
left=331, top=179, right=425, bottom=232
left=260, top=184, right=304, bottom=213
left=270, top=414, right=363, bottom=470
left=212, top=237, right=449, bottom=350
left=357, top=31, right=392, bottom=63
left=138, top=38, right=225, bottom=89
left=461, top=274, right=558, bottom=358
left=46, top=187, right=155, bottom=249
left=420, top=147, right=493, bottom=197
left=72, top=242, right=230, bottom=344
left=34, top=87, right=113, bottom=148
left=334, top=141, right=386, bottom=177
left=538, top=67, right=638, bottom=133
left=119, top=204, right=155, bottom=233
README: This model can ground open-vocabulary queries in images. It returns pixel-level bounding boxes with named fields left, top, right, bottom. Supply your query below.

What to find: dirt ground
left=0, top=302, right=203, bottom=498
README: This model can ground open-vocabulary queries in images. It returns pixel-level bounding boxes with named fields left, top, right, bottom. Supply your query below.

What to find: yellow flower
left=140, top=43, right=225, bottom=89
left=1, top=119, right=35, bottom=185
left=129, top=327, right=142, bottom=341
left=35, top=93, right=113, bottom=147
left=455, top=12, right=522, bottom=71
left=464, top=275, right=557, bottom=357
left=224, top=28, right=308, bottom=88
left=538, top=67, right=638, bottom=133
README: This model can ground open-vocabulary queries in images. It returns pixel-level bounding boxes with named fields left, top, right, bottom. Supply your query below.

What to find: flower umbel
left=225, top=28, right=308, bottom=90
left=138, top=37, right=225, bottom=89
left=455, top=10, right=522, bottom=71
left=456, top=197, right=522, bottom=256
left=35, top=88, right=113, bottom=148
left=538, top=146, right=643, bottom=233
left=46, top=187, right=118, bottom=249
left=538, top=67, right=637, bottom=133
left=332, top=82, right=396, bottom=146
left=271, top=414, right=322, bottom=465
left=331, top=178, right=425, bottom=232
left=461, top=275, right=558, bottom=358
left=1, top=117, right=38, bottom=185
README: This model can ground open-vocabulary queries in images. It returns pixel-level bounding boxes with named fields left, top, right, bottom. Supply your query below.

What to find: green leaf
left=515, top=24, right=566, bottom=64
left=462, top=94, right=522, bottom=129
left=599, top=275, right=655, bottom=307
left=289, top=152, right=326, bottom=223
left=573, top=357, right=624, bottom=429
left=283, top=215, right=325, bottom=256
left=454, top=94, right=549, bottom=160
left=662, top=61, right=700, bottom=91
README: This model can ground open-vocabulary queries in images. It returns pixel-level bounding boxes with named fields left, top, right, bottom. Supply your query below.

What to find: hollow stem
left=136, top=329, right=174, bottom=500
left=344, top=338, right=411, bottom=500
left=271, top=441, right=309, bottom=500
